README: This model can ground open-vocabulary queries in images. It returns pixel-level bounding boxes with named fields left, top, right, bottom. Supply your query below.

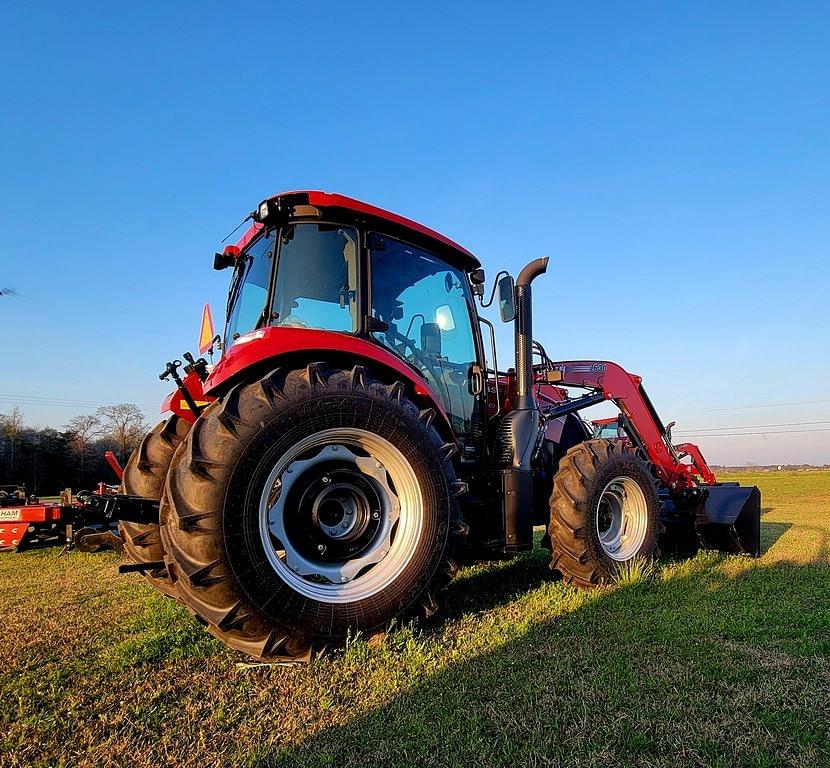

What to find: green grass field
left=1, top=471, right=828, bottom=767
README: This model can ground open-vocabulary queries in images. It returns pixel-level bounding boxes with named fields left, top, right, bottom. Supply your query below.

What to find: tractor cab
left=217, top=192, right=489, bottom=460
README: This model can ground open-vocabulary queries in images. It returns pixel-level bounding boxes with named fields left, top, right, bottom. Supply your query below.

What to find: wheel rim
left=258, top=427, right=424, bottom=604
left=595, top=475, right=649, bottom=561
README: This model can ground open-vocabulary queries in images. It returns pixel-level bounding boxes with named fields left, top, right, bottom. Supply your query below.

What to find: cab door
left=368, top=233, right=487, bottom=463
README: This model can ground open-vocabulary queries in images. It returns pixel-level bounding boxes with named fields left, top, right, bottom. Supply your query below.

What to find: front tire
left=549, top=439, right=662, bottom=587
left=160, top=364, right=463, bottom=662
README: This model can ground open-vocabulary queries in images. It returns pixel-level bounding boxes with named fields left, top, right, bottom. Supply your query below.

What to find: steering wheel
left=384, top=328, right=435, bottom=369
left=278, top=314, right=308, bottom=329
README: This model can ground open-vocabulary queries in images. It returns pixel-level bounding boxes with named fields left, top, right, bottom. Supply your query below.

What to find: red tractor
left=113, top=191, right=760, bottom=662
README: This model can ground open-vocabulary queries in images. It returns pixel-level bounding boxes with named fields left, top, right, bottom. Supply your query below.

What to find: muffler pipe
left=500, top=256, right=549, bottom=552
left=514, top=256, right=549, bottom=410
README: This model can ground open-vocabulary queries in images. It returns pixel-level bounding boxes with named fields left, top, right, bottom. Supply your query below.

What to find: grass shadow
left=760, top=520, right=791, bottom=553
left=254, top=555, right=830, bottom=768
left=438, top=547, right=553, bottom=622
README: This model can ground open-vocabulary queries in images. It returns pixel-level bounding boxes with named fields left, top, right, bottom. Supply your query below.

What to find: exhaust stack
left=499, top=256, right=548, bottom=553
left=514, top=257, right=549, bottom=411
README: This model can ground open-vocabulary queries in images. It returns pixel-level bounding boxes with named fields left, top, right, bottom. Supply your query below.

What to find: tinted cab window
left=225, top=230, right=275, bottom=344
left=370, top=234, right=479, bottom=452
left=272, top=223, right=359, bottom=331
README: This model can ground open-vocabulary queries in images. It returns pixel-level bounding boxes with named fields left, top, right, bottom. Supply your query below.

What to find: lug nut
left=321, top=475, right=331, bottom=484
left=317, top=544, right=325, bottom=552
left=372, top=511, right=380, bottom=520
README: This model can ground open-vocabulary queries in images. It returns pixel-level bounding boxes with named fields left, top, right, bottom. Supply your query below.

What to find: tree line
left=0, top=404, right=149, bottom=495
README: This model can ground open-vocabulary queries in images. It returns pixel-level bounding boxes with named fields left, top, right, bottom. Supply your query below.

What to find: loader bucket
left=694, top=484, right=761, bottom=557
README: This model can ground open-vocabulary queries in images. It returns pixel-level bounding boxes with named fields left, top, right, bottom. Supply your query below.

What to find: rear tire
left=549, top=439, right=662, bottom=587
left=160, top=364, right=463, bottom=662
left=120, top=416, right=191, bottom=597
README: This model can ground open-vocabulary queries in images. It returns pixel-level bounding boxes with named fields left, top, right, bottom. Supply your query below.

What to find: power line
left=686, top=398, right=830, bottom=414
left=678, top=427, right=830, bottom=438
left=676, top=419, right=830, bottom=433
left=0, top=393, right=157, bottom=409
left=0, top=399, right=158, bottom=414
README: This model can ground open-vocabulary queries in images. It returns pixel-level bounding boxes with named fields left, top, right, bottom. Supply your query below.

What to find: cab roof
left=234, top=190, right=480, bottom=271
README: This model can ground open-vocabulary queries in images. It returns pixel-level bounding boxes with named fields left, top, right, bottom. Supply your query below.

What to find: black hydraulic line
left=543, top=392, right=606, bottom=419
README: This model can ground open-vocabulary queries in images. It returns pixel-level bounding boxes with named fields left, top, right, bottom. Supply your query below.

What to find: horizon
left=2, top=2, right=829, bottom=465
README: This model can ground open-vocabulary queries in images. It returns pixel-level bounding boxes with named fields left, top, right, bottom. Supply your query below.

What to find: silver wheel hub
left=259, top=428, right=423, bottom=604
left=596, top=475, right=649, bottom=561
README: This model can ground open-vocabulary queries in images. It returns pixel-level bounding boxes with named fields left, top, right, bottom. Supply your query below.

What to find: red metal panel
left=303, top=191, right=479, bottom=267
left=0, top=505, right=63, bottom=524
left=0, top=522, right=28, bottom=548
left=201, top=326, right=453, bottom=435
left=233, top=191, right=479, bottom=269
left=160, top=371, right=214, bottom=423
left=234, top=221, right=264, bottom=252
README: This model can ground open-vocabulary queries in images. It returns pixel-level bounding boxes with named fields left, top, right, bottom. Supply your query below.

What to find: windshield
left=370, top=233, right=479, bottom=451
left=225, top=223, right=359, bottom=345
left=271, top=223, right=359, bottom=331
left=225, top=230, right=275, bottom=345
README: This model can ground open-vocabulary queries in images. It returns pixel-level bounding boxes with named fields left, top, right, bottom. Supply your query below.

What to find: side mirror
left=497, top=275, right=516, bottom=323
left=214, top=244, right=240, bottom=271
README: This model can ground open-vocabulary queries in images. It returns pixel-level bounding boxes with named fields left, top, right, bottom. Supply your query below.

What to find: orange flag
left=199, top=304, right=215, bottom=355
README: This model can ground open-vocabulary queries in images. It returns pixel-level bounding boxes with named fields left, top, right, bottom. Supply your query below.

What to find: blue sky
left=1, top=2, right=828, bottom=464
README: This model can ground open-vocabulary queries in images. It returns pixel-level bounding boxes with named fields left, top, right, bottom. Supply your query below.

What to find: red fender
left=200, top=327, right=455, bottom=437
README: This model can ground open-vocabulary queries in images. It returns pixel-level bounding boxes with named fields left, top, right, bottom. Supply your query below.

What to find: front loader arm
left=539, top=359, right=761, bottom=557
left=544, top=361, right=697, bottom=490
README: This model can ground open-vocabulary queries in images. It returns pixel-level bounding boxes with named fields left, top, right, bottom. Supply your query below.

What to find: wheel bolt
left=341, top=521, right=349, bottom=529
left=321, top=475, right=331, bottom=484
left=317, top=544, right=325, bottom=552
left=372, top=511, right=380, bottom=520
